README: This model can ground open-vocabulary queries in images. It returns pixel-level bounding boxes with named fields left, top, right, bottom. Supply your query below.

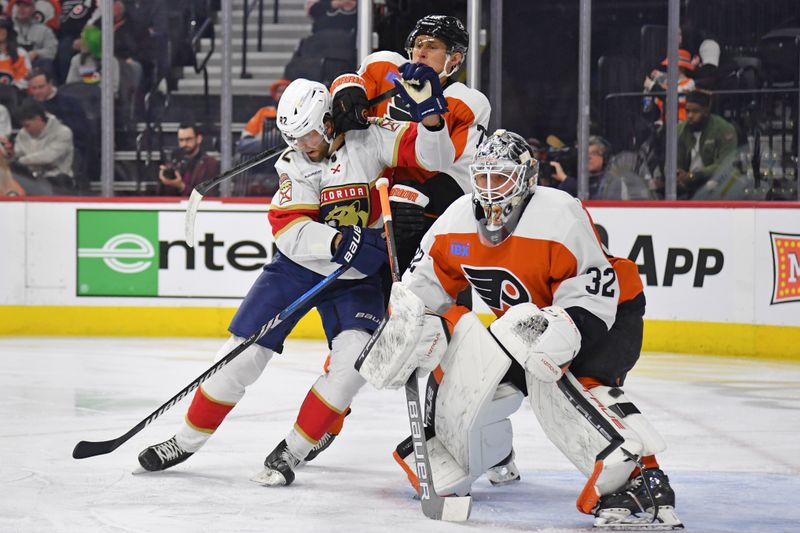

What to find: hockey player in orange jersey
left=358, top=130, right=683, bottom=530
left=295, top=13, right=501, bottom=472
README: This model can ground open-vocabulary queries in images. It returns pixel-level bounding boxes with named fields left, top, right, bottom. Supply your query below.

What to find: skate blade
left=487, top=473, right=521, bottom=486
left=250, top=468, right=288, bottom=487
left=131, top=466, right=149, bottom=475
left=594, top=506, right=684, bottom=530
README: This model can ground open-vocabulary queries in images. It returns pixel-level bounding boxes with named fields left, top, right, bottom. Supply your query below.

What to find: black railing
left=241, top=0, right=266, bottom=79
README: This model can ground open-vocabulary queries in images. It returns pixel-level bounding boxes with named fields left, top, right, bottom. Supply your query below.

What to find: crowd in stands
left=0, top=1, right=796, bottom=201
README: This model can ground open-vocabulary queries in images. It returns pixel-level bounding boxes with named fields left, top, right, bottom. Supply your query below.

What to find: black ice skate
left=303, top=431, right=336, bottom=463
left=593, top=468, right=683, bottom=530
left=137, top=436, right=193, bottom=472
left=486, top=449, right=521, bottom=486
left=251, top=439, right=301, bottom=487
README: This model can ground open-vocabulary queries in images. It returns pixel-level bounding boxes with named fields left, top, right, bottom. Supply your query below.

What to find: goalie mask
left=470, top=129, right=538, bottom=246
left=405, top=15, right=469, bottom=77
left=276, top=78, right=333, bottom=152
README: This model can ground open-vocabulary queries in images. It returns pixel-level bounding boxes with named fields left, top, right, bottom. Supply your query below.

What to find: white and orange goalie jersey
left=358, top=51, right=490, bottom=193
left=401, top=187, right=621, bottom=329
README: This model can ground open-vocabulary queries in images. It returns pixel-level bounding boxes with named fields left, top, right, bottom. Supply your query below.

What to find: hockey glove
left=330, top=74, right=370, bottom=134
left=393, top=63, right=449, bottom=122
left=389, top=184, right=430, bottom=242
left=331, top=225, right=388, bottom=276
left=358, top=283, right=449, bottom=389
left=490, top=303, right=581, bottom=382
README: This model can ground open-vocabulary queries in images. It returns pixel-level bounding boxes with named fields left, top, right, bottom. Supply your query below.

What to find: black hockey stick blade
left=73, top=263, right=350, bottom=460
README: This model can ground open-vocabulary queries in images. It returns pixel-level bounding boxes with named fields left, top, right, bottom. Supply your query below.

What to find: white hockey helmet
left=470, top=129, right=538, bottom=246
left=276, top=78, right=333, bottom=150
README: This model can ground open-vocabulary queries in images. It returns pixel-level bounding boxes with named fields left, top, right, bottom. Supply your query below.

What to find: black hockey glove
left=393, top=63, right=448, bottom=122
left=331, top=225, right=388, bottom=276
left=331, top=74, right=370, bottom=134
left=389, top=183, right=430, bottom=242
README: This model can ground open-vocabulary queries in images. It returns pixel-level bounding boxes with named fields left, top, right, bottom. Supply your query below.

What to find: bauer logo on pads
left=770, top=232, right=800, bottom=305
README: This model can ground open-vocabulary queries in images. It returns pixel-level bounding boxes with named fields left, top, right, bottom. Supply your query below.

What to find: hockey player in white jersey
left=358, top=130, right=683, bottom=529
left=137, top=76, right=455, bottom=487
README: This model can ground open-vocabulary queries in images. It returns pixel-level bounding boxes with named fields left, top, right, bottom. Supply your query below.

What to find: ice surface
left=1, top=337, right=799, bottom=532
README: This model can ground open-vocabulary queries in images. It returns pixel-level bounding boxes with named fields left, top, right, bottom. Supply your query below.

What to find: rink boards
left=1, top=197, right=798, bottom=359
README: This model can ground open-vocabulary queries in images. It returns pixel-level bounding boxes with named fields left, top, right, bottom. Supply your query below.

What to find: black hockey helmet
left=405, top=15, right=469, bottom=56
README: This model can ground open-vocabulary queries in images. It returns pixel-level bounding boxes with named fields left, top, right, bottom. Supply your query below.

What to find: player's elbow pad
left=358, top=283, right=449, bottom=389
left=490, top=303, right=581, bottom=382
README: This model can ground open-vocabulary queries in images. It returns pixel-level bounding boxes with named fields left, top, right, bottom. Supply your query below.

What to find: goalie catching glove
left=330, top=74, right=370, bottom=134
left=490, top=303, right=581, bottom=382
left=394, top=63, right=449, bottom=122
left=358, top=283, right=449, bottom=389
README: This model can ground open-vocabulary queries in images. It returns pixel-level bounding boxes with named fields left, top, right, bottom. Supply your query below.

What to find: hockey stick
left=357, top=178, right=472, bottom=521
left=184, top=86, right=400, bottom=245
left=72, top=263, right=351, bottom=460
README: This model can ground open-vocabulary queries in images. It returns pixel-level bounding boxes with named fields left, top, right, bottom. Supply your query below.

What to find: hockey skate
left=486, top=449, right=521, bottom=486
left=303, top=431, right=336, bottom=463
left=593, top=468, right=683, bottom=530
left=251, top=439, right=301, bottom=487
left=137, top=436, right=193, bottom=472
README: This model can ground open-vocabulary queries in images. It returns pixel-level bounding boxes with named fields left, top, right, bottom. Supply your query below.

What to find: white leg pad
left=590, top=386, right=667, bottom=457
left=431, top=312, right=523, bottom=496
left=526, top=371, right=643, bottom=497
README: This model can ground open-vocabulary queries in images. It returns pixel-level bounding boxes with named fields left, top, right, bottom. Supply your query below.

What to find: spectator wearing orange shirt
left=643, top=49, right=696, bottom=123
left=236, top=78, right=290, bottom=155
left=0, top=16, right=31, bottom=90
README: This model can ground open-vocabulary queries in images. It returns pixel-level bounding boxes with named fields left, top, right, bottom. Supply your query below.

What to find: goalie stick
left=355, top=178, right=472, bottom=522
left=184, top=86, right=400, bottom=245
left=72, top=263, right=351, bottom=460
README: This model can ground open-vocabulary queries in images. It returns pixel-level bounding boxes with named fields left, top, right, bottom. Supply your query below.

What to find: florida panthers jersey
left=268, top=119, right=455, bottom=279
left=402, top=187, right=621, bottom=330
left=358, top=51, right=490, bottom=193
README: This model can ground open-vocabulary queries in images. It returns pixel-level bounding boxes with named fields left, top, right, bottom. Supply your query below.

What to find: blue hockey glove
left=331, top=225, right=388, bottom=276
left=393, top=63, right=449, bottom=122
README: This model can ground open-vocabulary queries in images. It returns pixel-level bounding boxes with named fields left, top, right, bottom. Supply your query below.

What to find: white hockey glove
left=490, top=303, right=581, bottom=382
left=358, top=283, right=449, bottom=389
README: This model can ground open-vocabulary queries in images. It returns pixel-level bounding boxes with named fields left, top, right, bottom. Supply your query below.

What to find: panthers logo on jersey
left=320, top=184, right=370, bottom=228
left=462, top=265, right=531, bottom=312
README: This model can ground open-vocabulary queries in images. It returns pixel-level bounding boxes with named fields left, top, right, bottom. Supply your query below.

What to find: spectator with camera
left=547, top=135, right=612, bottom=199
left=158, top=123, right=220, bottom=196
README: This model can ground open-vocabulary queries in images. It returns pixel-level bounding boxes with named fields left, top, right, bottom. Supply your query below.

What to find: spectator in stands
left=8, top=99, right=74, bottom=191
left=0, top=15, right=31, bottom=90
left=548, top=135, right=612, bottom=199
left=124, top=0, right=168, bottom=91
left=0, top=154, right=25, bottom=196
left=66, top=24, right=119, bottom=96
left=691, top=38, right=723, bottom=90
left=27, top=67, right=92, bottom=184
left=5, top=0, right=61, bottom=32
left=13, top=0, right=57, bottom=72
left=159, top=123, right=220, bottom=196
left=237, top=78, right=290, bottom=156
left=0, top=102, right=10, bottom=135
left=643, top=49, right=696, bottom=123
left=305, top=0, right=357, bottom=33
left=55, top=0, right=97, bottom=84
left=676, top=90, right=738, bottom=199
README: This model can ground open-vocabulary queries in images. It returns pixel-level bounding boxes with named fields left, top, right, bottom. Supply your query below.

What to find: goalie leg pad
left=432, top=312, right=524, bottom=495
left=525, top=371, right=646, bottom=513
left=590, top=386, right=667, bottom=457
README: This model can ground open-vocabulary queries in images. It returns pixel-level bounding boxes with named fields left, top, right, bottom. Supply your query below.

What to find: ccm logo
left=343, top=226, right=362, bottom=263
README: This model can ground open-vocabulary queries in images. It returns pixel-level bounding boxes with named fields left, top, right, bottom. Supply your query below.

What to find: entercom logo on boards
left=77, top=210, right=159, bottom=296
left=76, top=210, right=270, bottom=297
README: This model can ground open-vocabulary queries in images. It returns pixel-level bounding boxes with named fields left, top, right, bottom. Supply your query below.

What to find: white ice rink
left=1, top=337, right=799, bottom=533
